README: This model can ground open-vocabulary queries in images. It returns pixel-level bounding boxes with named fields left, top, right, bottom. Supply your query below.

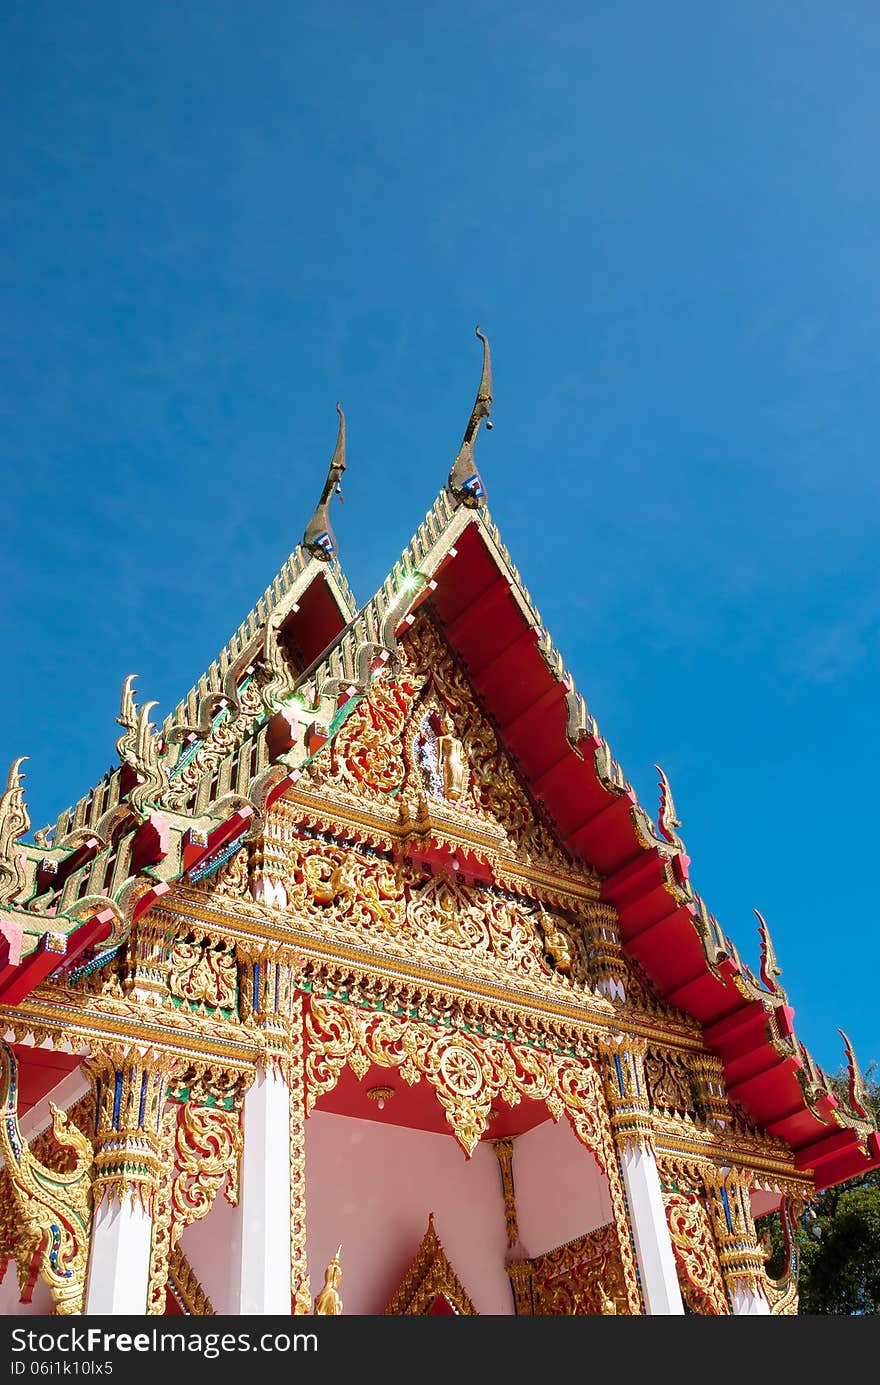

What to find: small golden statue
left=537, top=911, right=572, bottom=974
left=597, top=1280, right=618, bottom=1315
left=435, top=712, right=468, bottom=802
left=313, top=1246, right=343, bottom=1315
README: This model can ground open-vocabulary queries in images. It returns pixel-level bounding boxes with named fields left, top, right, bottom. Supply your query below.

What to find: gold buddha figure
left=313, top=1246, right=343, bottom=1315
left=435, top=712, right=468, bottom=802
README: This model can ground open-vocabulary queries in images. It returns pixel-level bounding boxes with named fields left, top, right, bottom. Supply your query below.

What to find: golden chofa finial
left=0, top=757, right=31, bottom=906
left=654, top=764, right=685, bottom=853
left=838, top=1029, right=872, bottom=1121
left=448, top=326, right=493, bottom=508
left=302, top=403, right=346, bottom=561
left=755, top=908, right=787, bottom=1002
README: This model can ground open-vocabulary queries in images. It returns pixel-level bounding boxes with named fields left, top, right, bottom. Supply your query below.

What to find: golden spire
left=755, top=908, right=786, bottom=1001
left=838, top=1029, right=872, bottom=1120
left=448, top=327, right=493, bottom=507
left=0, top=758, right=30, bottom=906
left=302, top=403, right=347, bottom=561
left=654, top=764, right=685, bottom=852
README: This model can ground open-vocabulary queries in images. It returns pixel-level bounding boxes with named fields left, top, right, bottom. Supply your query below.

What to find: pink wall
left=305, top=1110, right=513, bottom=1315
left=0, top=1265, right=54, bottom=1316
left=511, top=1115, right=612, bottom=1256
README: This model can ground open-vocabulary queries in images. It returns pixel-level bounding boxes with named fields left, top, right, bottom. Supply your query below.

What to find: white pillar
left=620, top=1143, right=685, bottom=1315
left=730, top=1284, right=771, bottom=1315
left=85, top=1199, right=152, bottom=1314
left=235, top=1066, right=291, bottom=1314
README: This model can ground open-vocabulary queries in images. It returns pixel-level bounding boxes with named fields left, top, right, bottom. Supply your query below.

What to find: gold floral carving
left=147, top=1071, right=244, bottom=1316
left=644, top=1048, right=697, bottom=1120
left=384, top=1214, right=477, bottom=1315
left=663, top=1191, right=728, bottom=1315
left=169, top=937, right=238, bottom=1013
left=285, top=837, right=595, bottom=1000
left=318, top=675, right=424, bottom=797
left=0, top=1041, right=93, bottom=1315
left=514, top=1222, right=628, bottom=1315
left=289, top=990, right=311, bottom=1314
left=302, top=614, right=580, bottom=870
left=167, top=1245, right=216, bottom=1315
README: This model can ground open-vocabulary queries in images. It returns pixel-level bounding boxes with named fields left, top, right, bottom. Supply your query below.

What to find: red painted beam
left=132, top=880, right=171, bottom=925
left=183, top=808, right=254, bottom=874
left=0, top=934, right=69, bottom=1005
left=794, top=1128, right=860, bottom=1171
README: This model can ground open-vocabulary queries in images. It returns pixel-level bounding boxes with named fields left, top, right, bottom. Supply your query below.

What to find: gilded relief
left=283, top=833, right=596, bottom=999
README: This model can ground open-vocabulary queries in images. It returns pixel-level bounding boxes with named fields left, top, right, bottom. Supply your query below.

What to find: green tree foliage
left=759, top=1062, right=880, bottom=1314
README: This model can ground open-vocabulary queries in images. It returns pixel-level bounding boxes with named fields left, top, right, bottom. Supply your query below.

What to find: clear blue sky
left=2, top=3, right=878, bottom=1076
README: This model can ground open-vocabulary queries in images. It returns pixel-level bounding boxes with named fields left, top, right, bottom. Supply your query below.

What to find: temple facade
left=1, top=331, right=877, bottom=1317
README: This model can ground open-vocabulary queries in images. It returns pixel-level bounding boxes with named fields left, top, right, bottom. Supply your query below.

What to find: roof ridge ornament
left=755, top=908, right=787, bottom=1002
left=115, top=675, right=169, bottom=819
left=447, top=326, right=493, bottom=508
left=0, top=757, right=30, bottom=906
left=302, top=403, right=347, bottom=561
left=654, top=764, right=685, bottom=852
left=838, top=1029, right=872, bottom=1120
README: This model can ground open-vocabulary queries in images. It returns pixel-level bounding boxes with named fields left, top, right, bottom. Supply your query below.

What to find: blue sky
left=2, top=3, right=878, bottom=1076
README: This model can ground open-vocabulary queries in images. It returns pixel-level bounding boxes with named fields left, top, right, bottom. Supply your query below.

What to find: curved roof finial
left=302, top=403, right=347, bottom=561
left=448, top=327, right=492, bottom=508
left=0, top=757, right=31, bottom=906
left=838, top=1029, right=872, bottom=1120
left=654, top=764, right=685, bottom=852
left=755, top=908, right=787, bottom=1001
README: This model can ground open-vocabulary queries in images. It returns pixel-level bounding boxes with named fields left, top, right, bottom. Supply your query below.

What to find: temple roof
left=1, top=335, right=876, bottom=1192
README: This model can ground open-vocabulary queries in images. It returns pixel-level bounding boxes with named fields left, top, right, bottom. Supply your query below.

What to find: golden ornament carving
left=284, top=835, right=596, bottom=1001
left=289, top=990, right=311, bottom=1315
left=115, top=675, right=170, bottom=818
left=701, top=1166, right=769, bottom=1301
left=663, top=1190, right=728, bottom=1315
left=147, top=1069, right=244, bottom=1315
left=167, top=1245, right=216, bottom=1315
left=492, top=1138, right=520, bottom=1249
left=513, top=1223, right=628, bottom=1315
left=384, top=1214, right=477, bottom=1315
left=0, top=758, right=30, bottom=906
left=0, top=1040, right=93, bottom=1315
left=169, top=936, right=238, bottom=1012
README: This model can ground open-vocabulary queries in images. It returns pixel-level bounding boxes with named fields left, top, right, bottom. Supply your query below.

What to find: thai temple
left=0, top=330, right=877, bottom=1318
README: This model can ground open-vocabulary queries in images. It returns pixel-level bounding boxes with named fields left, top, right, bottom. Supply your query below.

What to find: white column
left=730, top=1284, right=771, bottom=1315
left=620, top=1143, right=685, bottom=1315
left=85, top=1199, right=153, bottom=1314
left=235, top=1066, right=291, bottom=1314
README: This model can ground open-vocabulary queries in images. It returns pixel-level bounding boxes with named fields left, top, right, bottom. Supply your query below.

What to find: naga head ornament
left=654, top=764, right=685, bottom=853
left=838, top=1029, right=872, bottom=1121
left=0, top=757, right=31, bottom=906
left=448, top=326, right=493, bottom=508
left=302, top=403, right=347, bottom=561
left=755, top=908, right=787, bottom=1002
